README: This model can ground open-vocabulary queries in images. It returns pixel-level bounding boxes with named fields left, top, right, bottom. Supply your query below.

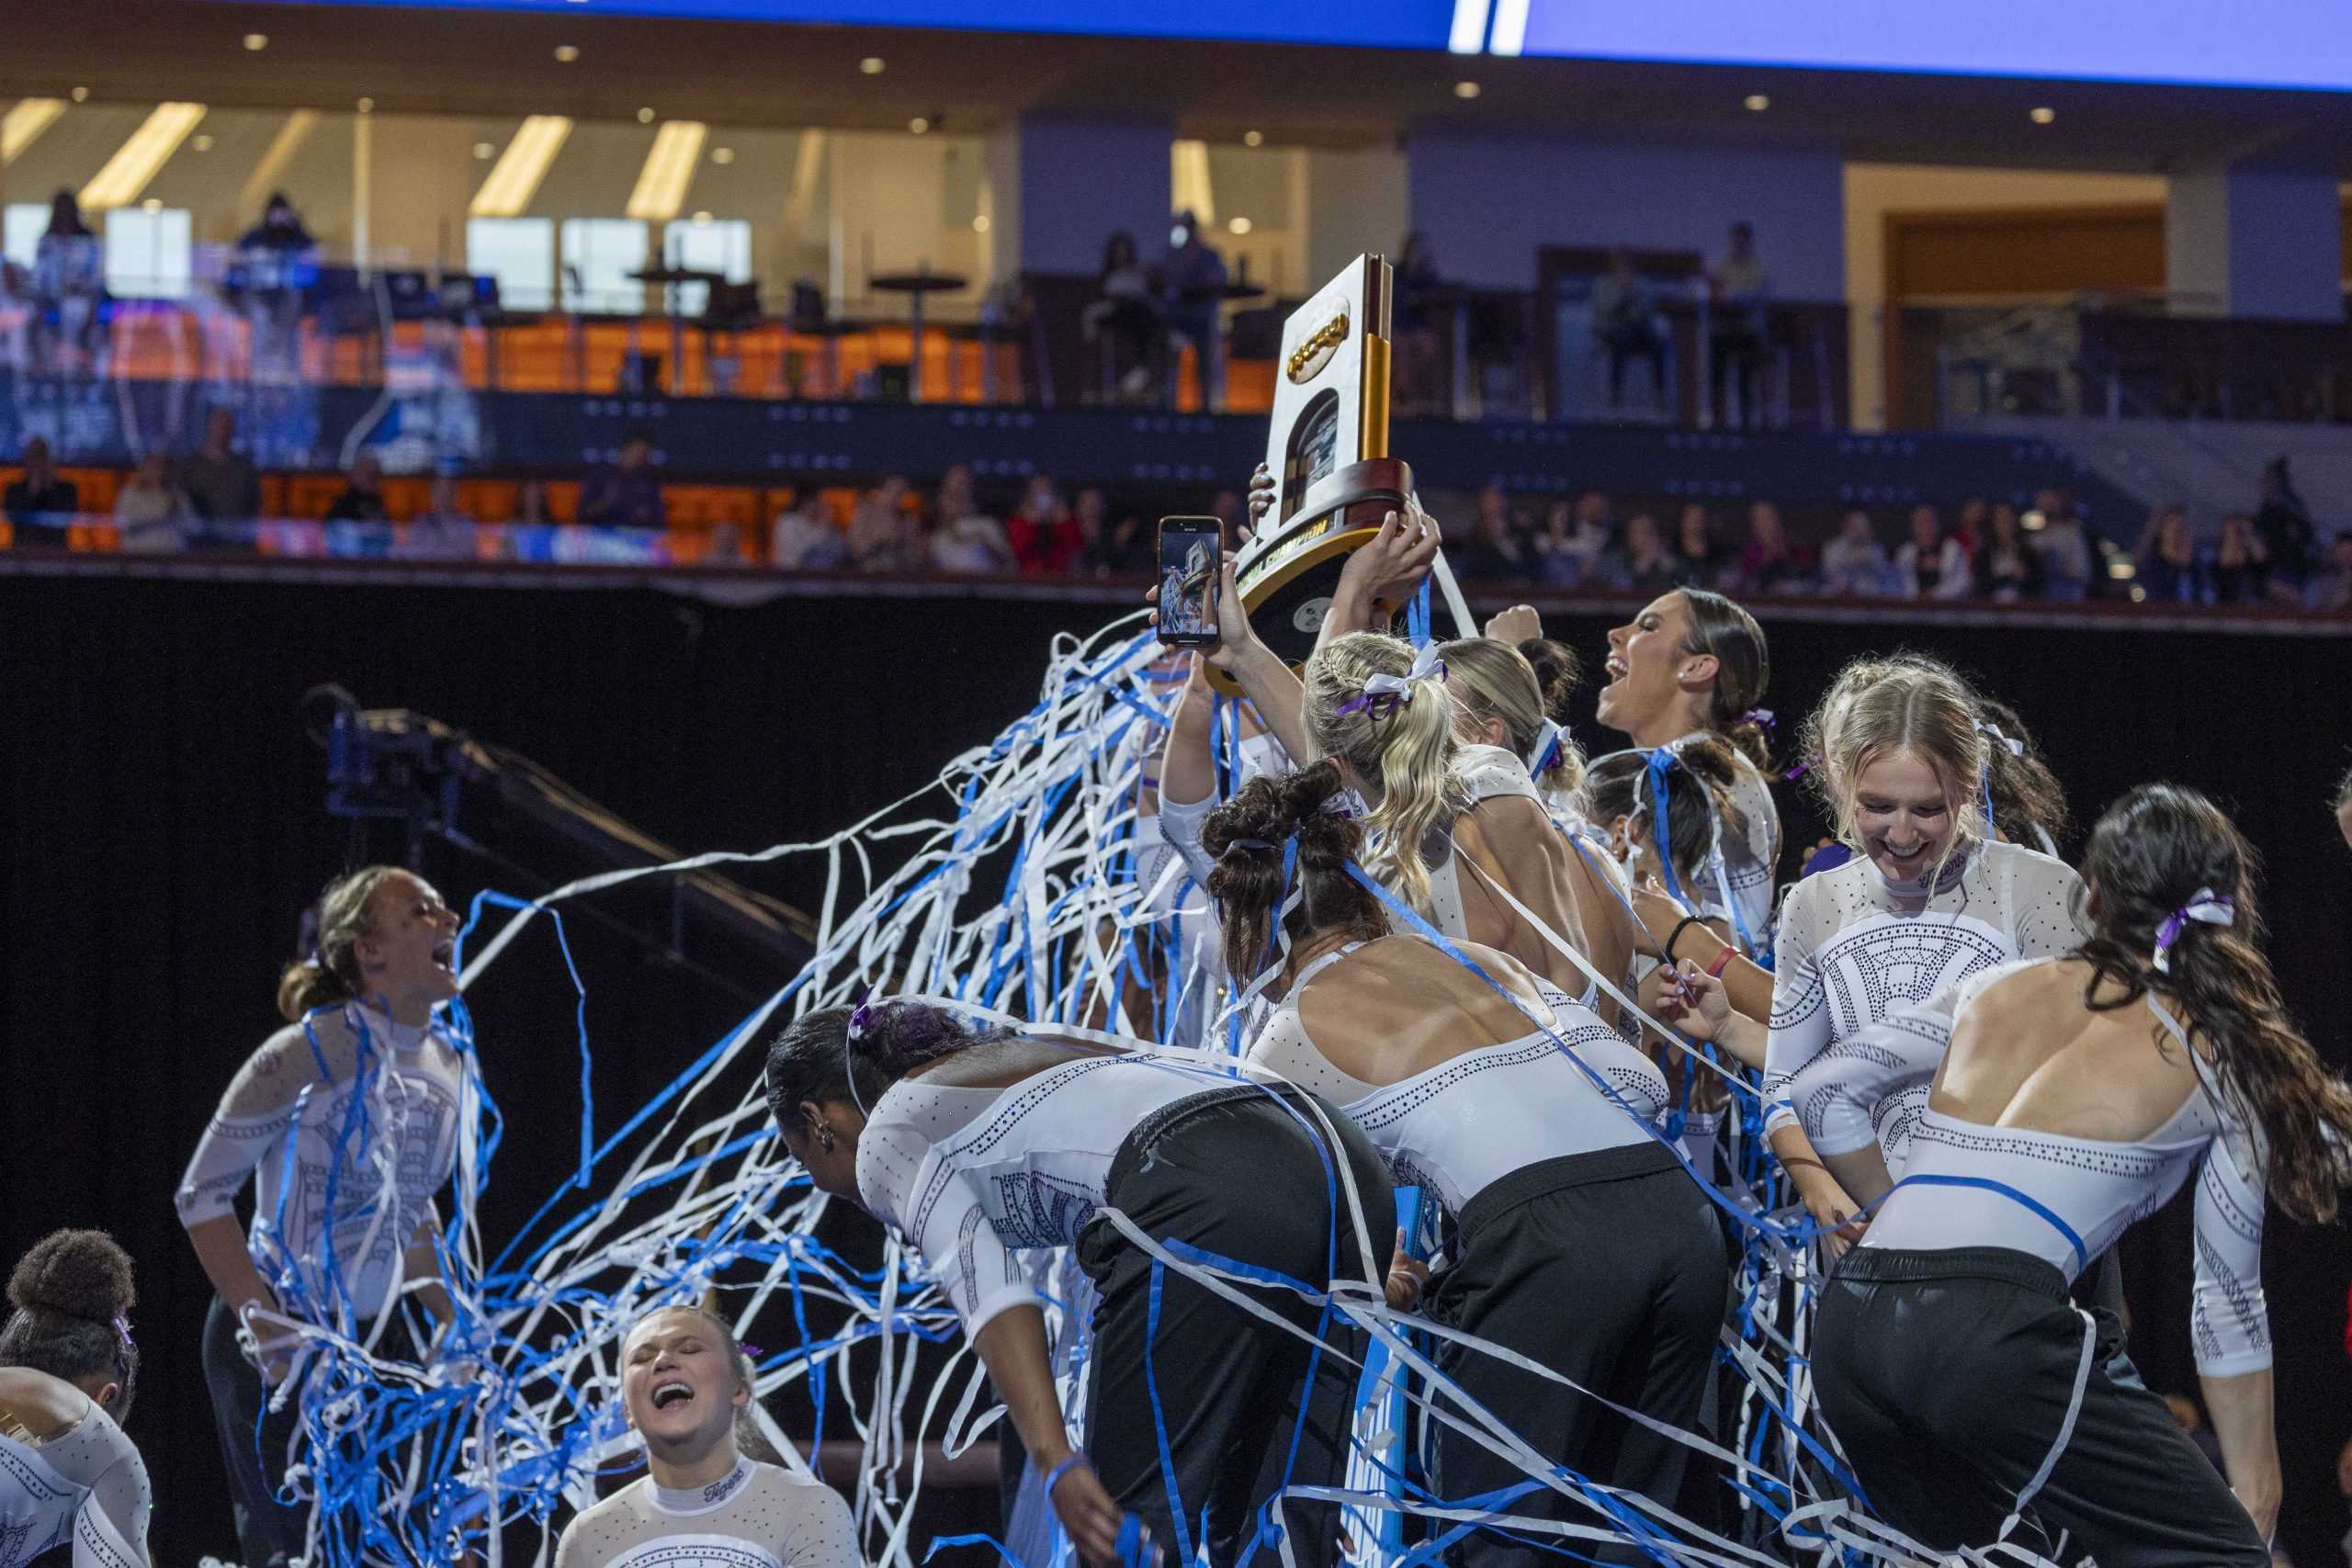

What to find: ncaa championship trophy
left=1213, top=254, right=1418, bottom=692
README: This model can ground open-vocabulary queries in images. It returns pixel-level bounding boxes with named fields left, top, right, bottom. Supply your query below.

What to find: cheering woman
left=0, top=1230, right=151, bottom=1568
left=1794, top=784, right=2350, bottom=1563
left=763, top=1001, right=1391, bottom=1568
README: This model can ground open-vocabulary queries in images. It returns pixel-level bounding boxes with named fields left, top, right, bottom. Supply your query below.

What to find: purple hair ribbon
left=2152, top=888, right=2233, bottom=973
left=1334, top=643, right=1446, bottom=721
left=1739, top=707, right=1776, bottom=732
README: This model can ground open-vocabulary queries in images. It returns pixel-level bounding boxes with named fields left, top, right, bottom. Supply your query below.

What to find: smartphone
left=1157, top=518, right=1222, bottom=647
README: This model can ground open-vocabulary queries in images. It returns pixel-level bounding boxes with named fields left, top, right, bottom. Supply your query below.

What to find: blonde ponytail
left=1304, top=632, right=1464, bottom=914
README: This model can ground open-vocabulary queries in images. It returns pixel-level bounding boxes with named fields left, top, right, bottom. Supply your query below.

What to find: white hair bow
left=1339, top=642, right=1447, bottom=717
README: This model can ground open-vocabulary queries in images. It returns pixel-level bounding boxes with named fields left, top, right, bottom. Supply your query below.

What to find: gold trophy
left=1211, top=253, right=1415, bottom=694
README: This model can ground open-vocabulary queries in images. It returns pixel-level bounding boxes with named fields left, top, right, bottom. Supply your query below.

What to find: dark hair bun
left=7, top=1230, right=134, bottom=1323
left=1516, top=638, right=1580, bottom=726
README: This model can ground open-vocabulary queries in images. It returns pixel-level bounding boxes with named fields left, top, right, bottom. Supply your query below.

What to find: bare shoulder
left=0, top=1365, right=84, bottom=1430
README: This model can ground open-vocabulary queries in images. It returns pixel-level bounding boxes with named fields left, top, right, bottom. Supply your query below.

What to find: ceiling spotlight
left=2030, top=105, right=2056, bottom=124
left=1228, top=216, right=1253, bottom=235
left=71, top=86, right=88, bottom=102
left=971, top=213, right=990, bottom=232
left=709, top=145, right=734, bottom=164
left=1453, top=80, right=1481, bottom=99
left=692, top=209, right=713, bottom=224
left=1744, top=93, right=1770, bottom=111
left=193, top=133, right=215, bottom=152
left=860, top=56, right=885, bottom=73
left=909, top=117, right=929, bottom=134
left=553, top=44, right=580, bottom=62
left=356, top=96, right=374, bottom=113
left=1243, top=130, right=1263, bottom=147
left=243, top=32, right=268, bottom=51
left=472, top=141, right=495, bottom=159
left=141, top=197, right=163, bottom=213
left=637, top=106, right=655, bottom=123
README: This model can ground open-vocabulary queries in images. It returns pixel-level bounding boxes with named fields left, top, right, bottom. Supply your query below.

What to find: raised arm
left=1312, top=502, right=1441, bottom=660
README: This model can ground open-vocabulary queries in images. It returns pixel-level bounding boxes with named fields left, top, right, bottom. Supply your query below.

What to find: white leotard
left=175, top=1001, right=466, bottom=1323
left=1797, top=957, right=2273, bottom=1376
left=1248, top=942, right=1666, bottom=1220
left=554, top=1458, right=860, bottom=1568
left=0, top=1402, right=151, bottom=1568
left=1763, top=840, right=2085, bottom=1152
left=1661, top=731, right=1783, bottom=953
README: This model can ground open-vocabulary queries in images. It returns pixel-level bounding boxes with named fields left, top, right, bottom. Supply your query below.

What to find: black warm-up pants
left=1426, top=1142, right=1731, bottom=1567
left=1077, top=1083, right=1395, bottom=1568
left=1813, top=1246, right=2267, bottom=1568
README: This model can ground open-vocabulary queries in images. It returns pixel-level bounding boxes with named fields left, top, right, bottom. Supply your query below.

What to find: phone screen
left=1157, top=520, right=1221, bottom=646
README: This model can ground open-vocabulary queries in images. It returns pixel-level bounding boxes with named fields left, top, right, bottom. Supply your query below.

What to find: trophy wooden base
left=1207, top=457, right=1414, bottom=697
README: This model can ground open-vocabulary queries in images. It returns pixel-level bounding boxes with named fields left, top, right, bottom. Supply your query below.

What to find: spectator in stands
left=579, top=433, right=665, bottom=531
left=1735, top=499, right=1811, bottom=595
left=1086, top=231, right=1159, bottom=402
left=113, top=450, right=191, bottom=554
left=1160, top=210, right=1228, bottom=411
left=931, top=464, right=1014, bottom=573
left=2211, top=513, right=2272, bottom=605
left=1976, top=501, right=2046, bottom=603
left=2030, top=488, right=2094, bottom=603
left=1706, top=220, right=1768, bottom=429
left=1592, top=249, right=1667, bottom=411
left=1672, top=502, right=1726, bottom=590
left=237, top=192, right=318, bottom=378
left=2132, top=504, right=2200, bottom=604
left=1074, top=486, right=1148, bottom=577
left=1530, top=499, right=1599, bottom=589
left=401, top=475, right=478, bottom=560
left=1207, top=489, right=1245, bottom=547
left=2310, top=532, right=2352, bottom=614
left=1818, top=508, right=1892, bottom=597
left=509, top=478, right=554, bottom=527
left=1009, top=475, right=1082, bottom=574
left=325, top=451, right=390, bottom=525
left=1954, top=497, right=1990, bottom=556
left=1391, top=232, right=1445, bottom=417
left=1459, top=484, right=1527, bottom=581
left=848, top=475, right=917, bottom=571
left=5, top=436, right=78, bottom=547
left=1611, top=511, right=1680, bottom=597
left=1894, top=502, right=1971, bottom=600
left=31, top=190, right=102, bottom=376
left=770, top=491, right=848, bottom=570
left=180, top=408, right=262, bottom=547
left=2253, top=456, right=2316, bottom=594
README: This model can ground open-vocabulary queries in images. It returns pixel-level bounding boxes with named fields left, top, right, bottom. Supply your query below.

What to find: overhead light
left=554, top=44, right=580, bottom=62
left=469, top=114, right=571, bottom=217
left=141, top=197, right=162, bottom=213
left=908, top=117, right=929, bottom=134
left=1228, top=216, right=1252, bottom=235
left=1242, top=130, right=1262, bottom=147
left=1487, top=0, right=1530, bottom=55
left=692, top=209, right=713, bottom=224
left=472, top=141, right=494, bottom=160
left=80, top=101, right=207, bottom=210
left=1, top=99, right=67, bottom=165
left=1453, top=80, right=1481, bottom=99
left=709, top=145, right=734, bottom=164
left=71, top=86, right=89, bottom=103
left=626, top=118, right=707, bottom=220
left=859, top=56, right=885, bottom=73
left=637, top=106, right=655, bottom=123
left=2030, top=105, right=2056, bottom=124
left=243, top=32, right=268, bottom=51
left=1744, top=93, right=1770, bottom=111
left=972, top=213, right=989, bottom=232
left=1447, top=0, right=1491, bottom=53
left=356, top=96, right=373, bottom=113
left=191, top=133, right=215, bottom=152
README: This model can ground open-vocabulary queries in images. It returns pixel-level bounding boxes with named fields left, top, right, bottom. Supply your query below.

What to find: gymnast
left=1795, top=784, right=2352, bottom=1564
left=1201, top=762, right=1725, bottom=1564
left=554, top=1304, right=859, bottom=1568
left=174, top=866, right=471, bottom=1568
left=0, top=1230, right=150, bottom=1568
left=763, top=1000, right=1392, bottom=1568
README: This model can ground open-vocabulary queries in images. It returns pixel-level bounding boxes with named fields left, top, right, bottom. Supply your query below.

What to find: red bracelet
left=1706, top=946, right=1736, bottom=979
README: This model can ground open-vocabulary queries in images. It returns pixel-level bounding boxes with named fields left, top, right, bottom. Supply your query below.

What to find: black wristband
left=1664, top=915, right=1708, bottom=965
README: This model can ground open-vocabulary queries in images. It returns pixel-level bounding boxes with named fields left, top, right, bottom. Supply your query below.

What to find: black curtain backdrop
left=5, top=573, right=2349, bottom=1567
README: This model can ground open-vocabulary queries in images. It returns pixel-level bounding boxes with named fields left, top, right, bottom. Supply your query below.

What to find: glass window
left=4, top=205, right=48, bottom=271
left=466, top=217, right=556, bottom=311
left=103, top=209, right=194, bottom=299
left=560, top=218, right=648, bottom=313
left=659, top=217, right=752, bottom=314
